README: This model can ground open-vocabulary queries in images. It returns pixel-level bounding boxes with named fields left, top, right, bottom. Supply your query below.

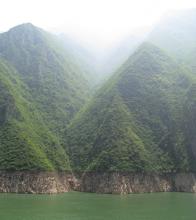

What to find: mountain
left=0, top=59, right=71, bottom=170
left=0, top=23, right=90, bottom=139
left=65, top=42, right=195, bottom=172
left=0, top=23, right=91, bottom=170
left=1, top=17, right=196, bottom=174
left=147, top=9, right=196, bottom=172
left=148, top=9, right=196, bottom=72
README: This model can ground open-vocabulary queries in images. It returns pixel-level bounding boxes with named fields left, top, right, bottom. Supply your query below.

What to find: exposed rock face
left=76, top=172, right=173, bottom=194
left=76, top=172, right=196, bottom=194
left=0, top=171, right=77, bottom=194
left=174, top=173, right=196, bottom=192
left=0, top=171, right=196, bottom=194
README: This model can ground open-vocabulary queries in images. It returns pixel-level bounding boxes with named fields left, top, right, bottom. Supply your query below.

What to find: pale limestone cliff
left=0, top=171, right=196, bottom=194
left=76, top=173, right=173, bottom=194
left=0, top=171, right=77, bottom=194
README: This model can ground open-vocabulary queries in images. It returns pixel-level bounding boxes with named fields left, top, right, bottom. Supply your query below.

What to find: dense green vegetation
left=0, top=24, right=91, bottom=170
left=0, top=59, right=71, bottom=170
left=0, top=10, right=196, bottom=173
left=0, top=23, right=90, bottom=139
left=66, top=43, right=196, bottom=172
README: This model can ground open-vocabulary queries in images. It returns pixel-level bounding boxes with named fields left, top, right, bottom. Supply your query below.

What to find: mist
left=1, top=0, right=196, bottom=81
left=1, top=0, right=196, bottom=51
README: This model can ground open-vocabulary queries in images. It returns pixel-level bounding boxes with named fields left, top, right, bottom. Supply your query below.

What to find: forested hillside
left=0, top=9, right=196, bottom=173
left=0, top=24, right=91, bottom=170
left=0, top=23, right=91, bottom=139
left=66, top=43, right=196, bottom=172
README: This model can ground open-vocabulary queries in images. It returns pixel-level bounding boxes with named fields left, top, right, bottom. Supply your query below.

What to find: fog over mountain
left=1, top=0, right=196, bottom=199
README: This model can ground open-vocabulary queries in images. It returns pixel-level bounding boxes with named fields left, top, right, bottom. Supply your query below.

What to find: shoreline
left=0, top=171, right=196, bottom=194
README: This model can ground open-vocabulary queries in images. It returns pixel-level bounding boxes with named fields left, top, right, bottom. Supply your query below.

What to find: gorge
left=0, top=9, right=196, bottom=195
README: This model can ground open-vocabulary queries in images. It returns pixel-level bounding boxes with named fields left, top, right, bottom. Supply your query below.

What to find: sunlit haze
left=1, top=0, right=196, bottom=49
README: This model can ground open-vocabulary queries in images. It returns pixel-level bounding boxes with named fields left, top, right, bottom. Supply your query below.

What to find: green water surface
left=0, top=192, right=196, bottom=220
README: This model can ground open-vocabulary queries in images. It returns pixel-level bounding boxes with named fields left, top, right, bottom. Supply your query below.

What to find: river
left=0, top=192, right=196, bottom=219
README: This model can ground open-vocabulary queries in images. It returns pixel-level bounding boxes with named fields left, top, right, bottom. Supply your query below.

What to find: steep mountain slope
left=0, top=23, right=92, bottom=171
left=0, top=59, right=70, bottom=170
left=148, top=9, right=196, bottom=72
left=66, top=43, right=195, bottom=172
left=183, top=83, right=196, bottom=171
left=0, top=23, right=90, bottom=139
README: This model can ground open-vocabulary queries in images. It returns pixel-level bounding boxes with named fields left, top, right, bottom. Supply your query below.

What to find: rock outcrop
left=76, top=172, right=196, bottom=194
left=0, top=171, right=196, bottom=194
left=76, top=172, right=173, bottom=194
left=173, top=173, right=196, bottom=192
left=0, top=171, right=77, bottom=194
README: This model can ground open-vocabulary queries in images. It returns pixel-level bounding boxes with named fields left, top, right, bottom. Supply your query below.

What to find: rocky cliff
left=76, top=172, right=172, bottom=194
left=76, top=172, right=196, bottom=194
left=0, top=172, right=196, bottom=194
left=0, top=171, right=77, bottom=194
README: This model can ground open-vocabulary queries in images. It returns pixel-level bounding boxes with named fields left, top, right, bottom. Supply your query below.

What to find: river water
left=0, top=192, right=196, bottom=220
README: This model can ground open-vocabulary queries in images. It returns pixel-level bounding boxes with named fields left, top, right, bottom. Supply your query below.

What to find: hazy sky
left=1, top=0, right=196, bottom=48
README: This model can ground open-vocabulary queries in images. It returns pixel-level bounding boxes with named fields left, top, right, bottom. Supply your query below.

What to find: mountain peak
left=1, top=23, right=44, bottom=47
left=133, top=41, right=166, bottom=56
left=0, top=22, right=91, bottom=171
left=120, top=41, right=174, bottom=79
left=8, top=23, right=38, bottom=32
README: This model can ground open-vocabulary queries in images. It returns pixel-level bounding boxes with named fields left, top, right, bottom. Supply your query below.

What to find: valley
left=0, top=9, right=196, bottom=194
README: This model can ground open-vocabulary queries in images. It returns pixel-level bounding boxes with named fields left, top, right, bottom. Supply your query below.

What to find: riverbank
left=0, top=171, right=76, bottom=193
left=0, top=171, right=196, bottom=194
